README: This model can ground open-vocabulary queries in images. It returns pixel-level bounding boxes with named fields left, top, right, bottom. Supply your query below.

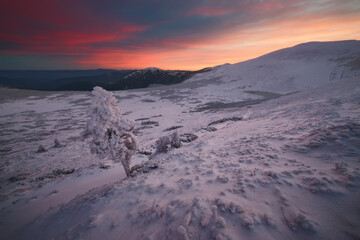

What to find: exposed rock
left=37, top=145, right=47, bottom=153
left=141, top=121, right=159, bottom=126
left=205, top=126, right=217, bottom=132
left=208, top=116, right=243, bottom=126
left=164, top=126, right=183, bottom=132
left=54, top=139, right=63, bottom=148
left=180, top=133, right=198, bottom=143
left=132, top=162, right=159, bottom=175
left=0, top=147, right=12, bottom=153
left=8, top=173, right=29, bottom=182
left=134, top=117, right=150, bottom=121
left=216, top=176, right=229, bottom=183
left=53, top=169, right=75, bottom=176
left=99, top=163, right=111, bottom=169
left=138, top=150, right=152, bottom=155
left=36, top=168, right=75, bottom=181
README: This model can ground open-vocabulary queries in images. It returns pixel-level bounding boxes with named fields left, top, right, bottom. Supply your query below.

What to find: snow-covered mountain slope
left=188, top=40, right=360, bottom=94
left=0, top=41, right=359, bottom=240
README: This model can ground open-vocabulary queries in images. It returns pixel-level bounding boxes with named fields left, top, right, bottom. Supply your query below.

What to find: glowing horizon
left=1, top=0, right=359, bottom=70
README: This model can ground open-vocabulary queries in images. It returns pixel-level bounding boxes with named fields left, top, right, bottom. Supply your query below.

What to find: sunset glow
left=1, top=0, right=359, bottom=70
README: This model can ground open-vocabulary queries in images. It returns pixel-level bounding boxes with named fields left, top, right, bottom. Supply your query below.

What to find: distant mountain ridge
left=0, top=69, right=119, bottom=80
left=0, top=69, right=128, bottom=91
left=0, top=68, right=210, bottom=91
left=2, top=40, right=358, bottom=92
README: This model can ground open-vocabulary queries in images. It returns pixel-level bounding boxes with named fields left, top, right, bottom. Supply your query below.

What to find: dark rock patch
left=141, top=98, right=156, bottom=103
left=36, top=168, right=75, bottom=181
left=54, top=139, right=63, bottom=148
left=180, top=133, right=198, bottom=143
left=0, top=147, right=12, bottom=153
left=135, top=117, right=150, bottom=121
left=138, top=150, right=152, bottom=155
left=37, top=145, right=46, bottom=153
left=163, top=126, right=183, bottom=132
left=208, top=117, right=243, bottom=126
left=99, top=163, right=111, bottom=169
left=205, top=126, right=217, bottom=132
left=8, top=173, right=30, bottom=182
left=141, top=121, right=159, bottom=126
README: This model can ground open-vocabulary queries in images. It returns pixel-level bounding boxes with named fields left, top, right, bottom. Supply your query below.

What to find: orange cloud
left=81, top=12, right=359, bottom=70
left=1, top=0, right=359, bottom=70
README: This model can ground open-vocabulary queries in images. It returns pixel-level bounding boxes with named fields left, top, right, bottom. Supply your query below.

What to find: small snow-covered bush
left=170, top=131, right=181, bottom=148
left=154, top=131, right=182, bottom=155
left=155, top=135, right=171, bottom=153
left=82, top=86, right=138, bottom=176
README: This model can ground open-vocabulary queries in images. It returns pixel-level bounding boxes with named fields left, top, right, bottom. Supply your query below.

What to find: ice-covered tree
left=82, top=87, right=138, bottom=176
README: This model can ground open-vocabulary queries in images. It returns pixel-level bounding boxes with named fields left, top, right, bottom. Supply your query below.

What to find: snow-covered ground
left=0, top=40, right=359, bottom=239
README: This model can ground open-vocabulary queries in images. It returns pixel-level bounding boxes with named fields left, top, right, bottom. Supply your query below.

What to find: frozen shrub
left=170, top=131, right=181, bottom=148
left=155, top=135, right=171, bottom=153
left=82, top=86, right=138, bottom=177
left=153, top=131, right=182, bottom=155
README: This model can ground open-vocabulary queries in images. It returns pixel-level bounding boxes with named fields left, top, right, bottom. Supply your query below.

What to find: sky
left=0, top=0, right=359, bottom=70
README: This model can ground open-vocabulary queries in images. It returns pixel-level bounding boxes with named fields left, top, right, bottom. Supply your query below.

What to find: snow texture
left=0, top=40, right=360, bottom=240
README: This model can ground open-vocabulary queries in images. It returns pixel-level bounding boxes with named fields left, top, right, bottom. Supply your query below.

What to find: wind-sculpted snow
left=1, top=41, right=360, bottom=239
